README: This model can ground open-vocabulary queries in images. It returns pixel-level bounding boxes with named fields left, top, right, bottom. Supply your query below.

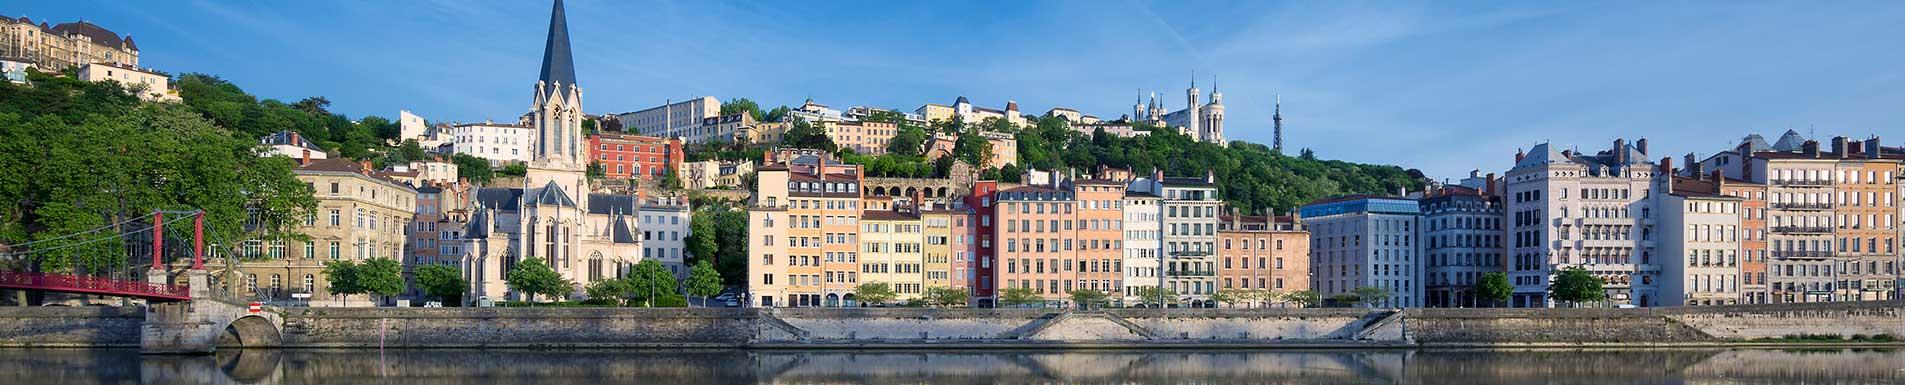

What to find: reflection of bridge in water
left=0, top=348, right=1899, bottom=385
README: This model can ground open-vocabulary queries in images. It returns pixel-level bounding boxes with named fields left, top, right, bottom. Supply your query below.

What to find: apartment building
left=1216, top=213, right=1310, bottom=307
left=965, top=181, right=1002, bottom=305
left=1705, top=134, right=1902, bottom=302
left=1419, top=185, right=1505, bottom=307
left=747, top=150, right=864, bottom=307
left=639, top=195, right=692, bottom=278
left=1074, top=179, right=1128, bottom=299
left=614, top=96, right=720, bottom=139
left=1126, top=171, right=1222, bottom=305
left=1300, top=195, right=1423, bottom=308
left=1503, top=139, right=1660, bottom=307
left=1121, top=188, right=1163, bottom=304
left=995, top=180, right=1080, bottom=305
left=76, top=62, right=174, bottom=101
left=860, top=207, right=925, bottom=303
left=586, top=133, right=683, bottom=181
left=826, top=120, right=898, bottom=155
left=448, top=121, right=532, bottom=164
left=921, top=201, right=974, bottom=300
left=1656, top=172, right=1745, bottom=306
left=217, top=158, right=416, bottom=307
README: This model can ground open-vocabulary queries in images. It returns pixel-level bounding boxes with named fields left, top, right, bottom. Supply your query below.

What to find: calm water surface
left=0, top=348, right=1900, bottom=385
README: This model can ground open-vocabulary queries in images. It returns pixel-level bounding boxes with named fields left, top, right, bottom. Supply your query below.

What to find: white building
left=1503, top=139, right=1660, bottom=307
left=614, top=96, right=719, bottom=139
left=260, top=130, right=328, bottom=161
left=76, top=62, right=175, bottom=102
left=399, top=109, right=428, bottom=142
left=1657, top=175, right=1745, bottom=306
left=1128, top=170, right=1221, bottom=305
left=448, top=121, right=532, bottom=164
left=1419, top=185, right=1505, bottom=308
left=638, top=196, right=692, bottom=278
left=1300, top=195, right=1423, bottom=308
left=1121, top=188, right=1162, bottom=304
left=1, top=57, right=30, bottom=83
left=1135, top=77, right=1225, bottom=145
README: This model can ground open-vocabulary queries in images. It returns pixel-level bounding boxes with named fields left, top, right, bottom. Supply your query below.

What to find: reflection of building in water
left=7, top=348, right=1905, bottom=384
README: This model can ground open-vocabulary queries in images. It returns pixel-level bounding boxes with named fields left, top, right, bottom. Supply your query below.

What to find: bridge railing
left=0, top=270, right=191, bottom=299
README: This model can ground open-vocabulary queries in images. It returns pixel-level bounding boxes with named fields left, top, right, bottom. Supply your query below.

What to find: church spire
left=538, top=0, right=576, bottom=87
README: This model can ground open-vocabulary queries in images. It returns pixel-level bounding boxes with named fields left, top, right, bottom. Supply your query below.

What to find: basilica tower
left=531, top=0, right=585, bottom=169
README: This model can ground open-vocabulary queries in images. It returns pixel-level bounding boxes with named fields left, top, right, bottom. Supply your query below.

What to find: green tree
left=322, top=260, right=362, bottom=306
left=685, top=260, right=723, bottom=307
left=585, top=161, right=605, bottom=180
left=356, top=257, right=406, bottom=305
left=925, top=286, right=967, bottom=307
left=1213, top=288, right=1254, bottom=308
left=685, top=211, right=720, bottom=267
left=1475, top=272, right=1513, bottom=308
left=585, top=278, right=631, bottom=306
left=395, top=139, right=427, bottom=162
left=1352, top=286, right=1393, bottom=308
left=1068, top=289, right=1110, bottom=310
left=499, top=163, right=528, bottom=177
left=781, top=119, right=837, bottom=152
left=763, top=106, right=791, bottom=122
left=719, top=97, right=765, bottom=121
left=999, top=287, right=1042, bottom=308
left=626, top=259, right=681, bottom=307
left=1136, top=286, right=1176, bottom=308
left=450, top=153, right=493, bottom=185
left=852, top=282, right=897, bottom=306
left=886, top=124, right=928, bottom=157
left=506, top=257, right=572, bottom=304
left=1284, top=290, right=1322, bottom=308
left=1550, top=267, right=1607, bottom=307
left=415, top=264, right=467, bottom=305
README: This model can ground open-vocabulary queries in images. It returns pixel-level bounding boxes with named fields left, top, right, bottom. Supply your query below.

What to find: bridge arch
left=217, top=315, right=282, bottom=348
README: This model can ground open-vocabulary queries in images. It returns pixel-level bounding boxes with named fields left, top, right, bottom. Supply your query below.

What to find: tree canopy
left=416, top=264, right=468, bottom=304
left=1475, top=272, right=1513, bottom=307
left=506, top=257, right=572, bottom=303
left=1550, top=268, right=1607, bottom=306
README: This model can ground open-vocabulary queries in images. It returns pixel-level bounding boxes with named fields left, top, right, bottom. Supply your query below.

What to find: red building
left=587, top=133, right=683, bottom=180
left=964, top=181, right=1000, bottom=306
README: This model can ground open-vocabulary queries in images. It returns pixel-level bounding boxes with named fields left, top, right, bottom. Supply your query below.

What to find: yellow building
left=860, top=208, right=925, bottom=303
left=922, top=206, right=961, bottom=291
left=0, top=17, right=139, bottom=70
left=76, top=62, right=175, bottom=102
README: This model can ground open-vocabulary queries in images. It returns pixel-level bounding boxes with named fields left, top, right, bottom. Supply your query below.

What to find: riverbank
left=0, top=300, right=1898, bottom=349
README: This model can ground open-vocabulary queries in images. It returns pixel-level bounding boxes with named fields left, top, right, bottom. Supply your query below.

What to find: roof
left=1667, top=177, right=1741, bottom=199
left=1160, top=177, right=1212, bottom=186
left=464, top=208, right=492, bottom=239
left=525, top=180, right=578, bottom=207
left=474, top=187, right=523, bottom=211
left=609, top=213, right=638, bottom=244
left=50, top=21, right=135, bottom=51
left=296, top=158, right=416, bottom=191
left=537, top=0, right=576, bottom=87
left=1771, top=130, right=1805, bottom=151
left=861, top=210, right=919, bottom=221
left=1074, top=179, right=1123, bottom=186
left=261, top=130, right=324, bottom=152
left=587, top=194, right=635, bottom=215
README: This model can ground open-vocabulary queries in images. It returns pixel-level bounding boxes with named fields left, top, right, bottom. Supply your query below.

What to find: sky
left=24, top=1, right=1905, bottom=181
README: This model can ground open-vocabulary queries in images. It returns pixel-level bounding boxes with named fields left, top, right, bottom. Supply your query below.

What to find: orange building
left=1072, top=179, right=1127, bottom=299
left=1217, top=214, right=1310, bottom=307
left=996, top=183, right=1078, bottom=305
left=1717, top=171, right=1769, bottom=303
left=586, top=133, right=682, bottom=181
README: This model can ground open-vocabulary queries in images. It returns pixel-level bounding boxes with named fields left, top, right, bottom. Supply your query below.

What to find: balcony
left=1771, top=202, right=1834, bottom=210
left=1770, top=179, right=1831, bottom=187
left=1770, top=250, right=1834, bottom=259
left=1770, top=226, right=1832, bottom=234
left=1165, top=270, right=1215, bottom=277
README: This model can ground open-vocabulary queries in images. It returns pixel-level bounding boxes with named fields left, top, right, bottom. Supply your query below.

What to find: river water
left=0, top=348, right=1899, bottom=384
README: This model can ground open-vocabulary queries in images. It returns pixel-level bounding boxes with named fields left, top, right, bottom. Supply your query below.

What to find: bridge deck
left=0, top=270, right=190, bottom=301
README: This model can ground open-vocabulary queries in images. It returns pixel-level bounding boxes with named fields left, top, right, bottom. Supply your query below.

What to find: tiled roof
left=50, top=21, right=134, bottom=51
left=861, top=210, right=919, bottom=221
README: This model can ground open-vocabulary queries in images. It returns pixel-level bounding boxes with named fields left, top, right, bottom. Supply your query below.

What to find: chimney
left=1613, top=138, right=1627, bottom=164
left=360, top=160, right=372, bottom=173
left=1230, top=206, right=1240, bottom=229
left=300, top=149, right=311, bottom=165
left=1802, top=140, right=1820, bottom=158
left=911, top=189, right=923, bottom=214
left=763, top=149, right=774, bottom=165
left=1515, top=148, right=1526, bottom=164
left=1849, top=140, right=1865, bottom=157
left=1661, top=157, right=1675, bottom=192
left=816, top=155, right=827, bottom=180
left=1153, top=168, right=1163, bottom=181
left=1711, top=169, right=1725, bottom=192
left=1686, top=154, right=1702, bottom=177
left=1637, top=138, right=1649, bottom=157
left=1865, top=137, right=1882, bottom=159
left=1562, top=149, right=1574, bottom=158
left=1831, top=136, right=1848, bottom=157
left=1484, top=173, right=1497, bottom=196
left=1206, top=169, right=1215, bottom=184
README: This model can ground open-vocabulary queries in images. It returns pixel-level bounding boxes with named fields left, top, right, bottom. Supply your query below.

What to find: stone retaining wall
left=0, top=306, right=144, bottom=347
left=277, top=307, right=755, bottom=348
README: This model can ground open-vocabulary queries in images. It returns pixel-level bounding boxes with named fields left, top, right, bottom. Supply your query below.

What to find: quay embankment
left=0, top=300, right=1897, bottom=351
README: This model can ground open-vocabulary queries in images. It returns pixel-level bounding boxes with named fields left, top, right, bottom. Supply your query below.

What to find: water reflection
left=0, top=348, right=1897, bottom=385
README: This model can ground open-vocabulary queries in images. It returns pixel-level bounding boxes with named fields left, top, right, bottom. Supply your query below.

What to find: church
left=1134, top=76, right=1227, bottom=145
left=458, top=0, right=650, bottom=302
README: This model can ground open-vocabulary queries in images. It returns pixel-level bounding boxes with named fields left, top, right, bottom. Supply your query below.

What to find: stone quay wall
left=0, top=306, right=144, bottom=347
left=0, top=300, right=1898, bottom=349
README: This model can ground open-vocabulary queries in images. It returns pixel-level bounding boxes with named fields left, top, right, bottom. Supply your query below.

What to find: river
left=0, top=348, right=1899, bottom=384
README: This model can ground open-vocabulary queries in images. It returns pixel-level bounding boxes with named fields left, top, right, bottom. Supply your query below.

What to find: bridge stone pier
left=140, top=271, right=284, bottom=354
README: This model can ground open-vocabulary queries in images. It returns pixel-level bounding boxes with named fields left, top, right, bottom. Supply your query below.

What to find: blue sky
left=25, top=1, right=1905, bottom=181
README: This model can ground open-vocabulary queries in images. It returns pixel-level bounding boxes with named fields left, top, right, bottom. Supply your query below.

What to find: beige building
left=211, top=158, right=418, bottom=307
left=76, top=62, right=175, bottom=102
left=0, top=17, right=138, bottom=70
left=748, top=149, right=866, bottom=307
left=681, top=159, right=754, bottom=190
left=859, top=208, right=926, bottom=303
left=924, top=132, right=1018, bottom=170
left=825, top=120, right=898, bottom=155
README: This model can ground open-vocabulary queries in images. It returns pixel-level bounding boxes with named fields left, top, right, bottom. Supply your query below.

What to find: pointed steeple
left=538, top=0, right=576, bottom=87
left=1273, top=94, right=1284, bottom=152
